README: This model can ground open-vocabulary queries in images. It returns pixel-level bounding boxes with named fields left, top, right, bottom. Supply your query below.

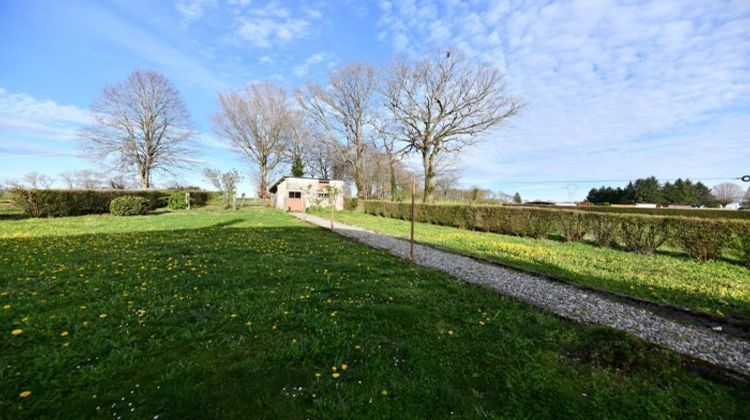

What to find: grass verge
left=312, top=209, right=750, bottom=321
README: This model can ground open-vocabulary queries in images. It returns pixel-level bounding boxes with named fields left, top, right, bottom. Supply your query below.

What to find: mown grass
left=1, top=207, right=749, bottom=418
left=312, top=210, right=750, bottom=321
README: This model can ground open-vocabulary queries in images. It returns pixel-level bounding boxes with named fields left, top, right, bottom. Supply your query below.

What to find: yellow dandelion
left=98, top=313, right=107, bottom=319
left=60, top=331, right=69, bottom=337
left=381, top=389, right=388, bottom=396
left=341, top=364, right=348, bottom=370
left=19, top=390, right=31, bottom=398
left=332, top=372, right=341, bottom=379
left=3, top=304, right=10, bottom=310
left=315, top=373, right=321, bottom=378
left=11, top=329, right=23, bottom=336
left=448, top=330, right=454, bottom=336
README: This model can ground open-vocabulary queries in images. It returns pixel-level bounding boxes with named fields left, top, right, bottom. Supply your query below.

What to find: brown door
left=287, top=191, right=303, bottom=212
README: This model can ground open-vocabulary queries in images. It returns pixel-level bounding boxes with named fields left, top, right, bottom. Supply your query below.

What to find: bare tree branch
left=296, top=62, right=378, bottom=199
left=382, top=50, right=522, bottom=201
left=213, top=82, right=292, bottom=198
left=79, top=69, right=197, bottom=189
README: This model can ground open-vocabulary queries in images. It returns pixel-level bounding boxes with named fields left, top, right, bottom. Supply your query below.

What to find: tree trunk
left=422, top=152, right=436, bottom=203
left=140, top=167, right=150, bottom=189
left=258, top=163, right=269, bottom=199
left=353, top=164, right=366, bottom=200
left=389, top=159, right=397, bottom=201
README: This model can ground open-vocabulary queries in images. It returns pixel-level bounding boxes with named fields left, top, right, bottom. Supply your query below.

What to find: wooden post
left=410, top=179, right=416, bottom=260
left=185, top=192, right=191, bottom=210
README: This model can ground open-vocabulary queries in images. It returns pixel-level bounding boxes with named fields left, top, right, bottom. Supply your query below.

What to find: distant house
left=268, top=177, right=345, bottom=212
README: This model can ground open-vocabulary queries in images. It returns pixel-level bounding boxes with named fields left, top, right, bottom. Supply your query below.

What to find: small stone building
left=268, top=177, right=345, bottom=212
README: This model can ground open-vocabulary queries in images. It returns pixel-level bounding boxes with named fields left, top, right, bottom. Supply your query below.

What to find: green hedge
left=110, top=195, right=149, bottom=216
left=8, top=189, right=211, bottom=217
left=540, top=204, right=750, bottom=220
left=363, top=201, right=750, bottom=264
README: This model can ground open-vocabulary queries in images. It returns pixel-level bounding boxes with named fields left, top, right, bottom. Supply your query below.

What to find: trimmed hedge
left=110, top=195, right=149, bottom=216
left=363, top=201, right=750, bottom=263
left=9, top=189, right=212, bottom=217
left=537, top=204, right=750, bottom=220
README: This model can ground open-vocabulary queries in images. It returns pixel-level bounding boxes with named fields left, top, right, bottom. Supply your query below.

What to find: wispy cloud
left=377, top=0, right=750, bottom=200
left=234, top=2, right=320, bottom=48
left=293, top=52, right=327, bottom=77
left=0, top=88, right=92, bottom=141
left=175, top=0, right=217, bottom=22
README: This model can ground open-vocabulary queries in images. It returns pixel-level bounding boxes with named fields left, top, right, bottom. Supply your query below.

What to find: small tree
left=513, top=192, right=522, bottom=204
left=21, top=172, right=54, bottom=189
left=711, top=182, right=743, bottom=208
left=742, top=187, right=750, bottom=208
left=291, top=156, right=305, bottom=177
left=203, top=168, right=242, bottom=209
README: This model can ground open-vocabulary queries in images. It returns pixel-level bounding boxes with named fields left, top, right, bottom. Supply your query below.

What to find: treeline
left=587, top=176, right=718, bottom=206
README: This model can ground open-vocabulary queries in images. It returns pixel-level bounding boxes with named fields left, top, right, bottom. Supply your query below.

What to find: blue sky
left=1, top=0, right=748, bottom=200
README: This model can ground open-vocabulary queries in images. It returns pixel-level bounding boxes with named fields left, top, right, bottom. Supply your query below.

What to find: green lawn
left=313, top=210, right=750, bottom=321
left=1, top=207, right=748, bottom=418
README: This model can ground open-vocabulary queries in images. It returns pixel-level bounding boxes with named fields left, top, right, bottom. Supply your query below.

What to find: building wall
left=271, top=178, right=345, bottom=211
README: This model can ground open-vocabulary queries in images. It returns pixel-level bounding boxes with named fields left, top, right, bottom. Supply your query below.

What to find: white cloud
left=0, top=88, right=92, bottom=141
left=377, top=0, right=750, bottom=200
left=293, top=52, right=327, bottom=77
left=235, top=3, right=319, bottom=48
left=175, top=0, right=217, bottom=22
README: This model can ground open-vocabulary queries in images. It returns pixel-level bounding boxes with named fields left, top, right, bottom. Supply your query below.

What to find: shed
left=268, top=177, right=345, bottom=212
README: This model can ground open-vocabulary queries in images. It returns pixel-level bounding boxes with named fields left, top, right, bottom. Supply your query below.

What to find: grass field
left=1, top=206, right=749, bottom=418
left=312, top=210, right=750, bottom=321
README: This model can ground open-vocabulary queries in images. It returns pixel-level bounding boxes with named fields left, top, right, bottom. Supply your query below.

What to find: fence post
left=185, top=192, right=191, bottom=210
left=411, top=179, right=416, bottom=260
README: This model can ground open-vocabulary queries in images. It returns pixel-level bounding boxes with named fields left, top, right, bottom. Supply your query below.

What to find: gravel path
left=294, top=212, right=750, bottom=377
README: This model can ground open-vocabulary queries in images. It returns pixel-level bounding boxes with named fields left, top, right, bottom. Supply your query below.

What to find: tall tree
left=634, top=176, right=662, bottom=203
left=213, top=83, right=292, bottom=198
left=382, top=51, right=522, bottom=201
left=296, top=62, right=378, bottom=199
left=711, top=182, right=743, bottom=208
left=80, top=69, right=196, bottom=189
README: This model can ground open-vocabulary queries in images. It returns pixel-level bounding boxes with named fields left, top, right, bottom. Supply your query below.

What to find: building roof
left=268, top=176, right=339, bottom=193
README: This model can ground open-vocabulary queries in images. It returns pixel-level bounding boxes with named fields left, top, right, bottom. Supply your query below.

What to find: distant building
left=268, top=177, right=345, bottom=212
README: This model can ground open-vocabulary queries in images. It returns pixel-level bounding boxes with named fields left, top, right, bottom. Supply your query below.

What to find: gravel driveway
left=294, top=212, right=750, bottom=378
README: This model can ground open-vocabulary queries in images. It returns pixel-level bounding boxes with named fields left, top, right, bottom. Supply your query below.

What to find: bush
left=618, top=216, right=670, bottom=254
left=588, top=213, right=620, bottom=248
left=671, top=219, right=731, bottom=261
left=344, top=197, right=359, bottom=211
left=110, top=195, right=148, bottom=216
left=167, top=191, right=188, bottom=210
left=556, top=212, right=588, bottom=242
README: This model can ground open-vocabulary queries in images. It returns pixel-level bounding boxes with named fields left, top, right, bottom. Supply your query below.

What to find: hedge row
left=363, top=201, right=750, bottom=266
left=8, top=189, right=211, bottom=217
left=523, top=204, right=750, bottom=220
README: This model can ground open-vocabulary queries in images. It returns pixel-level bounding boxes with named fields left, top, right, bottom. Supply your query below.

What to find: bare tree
left=743, top=187, right=750, bottom=208
left=382, top=51, right=522, bottom=201
left=711, top=182, right=744, bottom=208
left=59, top=170, right=102, bottom=189
left=285, top=110, right=315, bottom=177
left=79, top=69, right=196, bottom=189
left=213, top=83, right=292, bottom=199
left=296, top=62, right=378, bottom=199
left=203, top=168, right=242, bottom=209
left=21, top=172, right=54, bottom=189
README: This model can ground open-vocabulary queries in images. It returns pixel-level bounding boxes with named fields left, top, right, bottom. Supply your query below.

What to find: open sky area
left=1, top=0, right=748, bottom=200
